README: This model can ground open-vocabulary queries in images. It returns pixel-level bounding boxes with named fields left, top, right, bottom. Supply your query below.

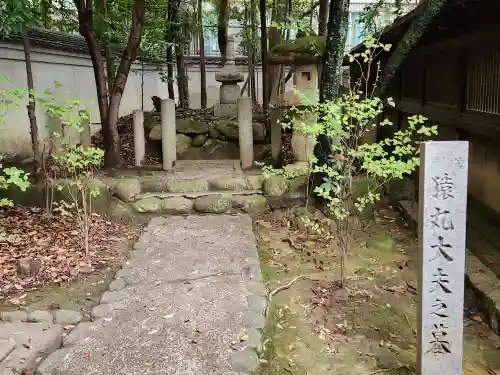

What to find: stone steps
left=138, top=174, right=264, bottom=194
left=134, top=189, right=263, bottom=200
left=131, top=191, right=268, bottom=215
left=106, top=161, right=310, bottom=219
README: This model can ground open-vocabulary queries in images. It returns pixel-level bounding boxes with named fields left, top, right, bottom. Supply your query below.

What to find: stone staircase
left=105, top=160, right=309, bottom=217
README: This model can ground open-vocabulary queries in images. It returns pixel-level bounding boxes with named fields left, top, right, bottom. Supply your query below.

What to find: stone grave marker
left=417, top=141, right=469, bottom=375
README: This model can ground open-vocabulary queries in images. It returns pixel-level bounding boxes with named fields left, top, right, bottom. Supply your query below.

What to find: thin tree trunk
left=241, top=74, right=250, bottom=95
left=198, top=0, right=207, bottom=108
left=80, top=29, right=109, bottom=153
left=102, top=0, right=115, bottom=94
left=259, top=0, right=269, bottom=114
left=218, top=0, right=229, bottom=63
left=22, top=27, right=42, bottom=174
left=250, top=0, right=257, bottom=104
left=244, top=2, right=251, bottom=97
left=176, top=48, right=188, bottom=108
left=76, top=0, right=111, bottom=164
left=104, top=49, right=115, bottom=94
left=166, top=46, right=175, bottom=100
left=107, top=0, right=146, bottom=165
left=318, top=0, right=328, bottom=89
left=318, top=0, right=328, bottom=35
left=267, top=0, right=286, bottom=104
left=320, top=0, right=350, bottom=101
left=165, top=0, right=176, bottom=100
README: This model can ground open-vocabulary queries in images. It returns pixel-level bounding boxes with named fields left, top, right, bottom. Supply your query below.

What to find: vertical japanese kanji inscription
left=417, top=141, right=468, bottom=375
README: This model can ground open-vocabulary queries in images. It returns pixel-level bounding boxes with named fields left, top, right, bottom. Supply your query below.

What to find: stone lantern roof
left=268, top=36, right=326, bottom=65
left=215, top=36, right=244, bottom=83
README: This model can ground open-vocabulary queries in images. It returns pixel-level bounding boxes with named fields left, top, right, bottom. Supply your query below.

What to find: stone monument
left=417, top=141, right=469, bottom=375
left=214, top=36, right=244, bottom=117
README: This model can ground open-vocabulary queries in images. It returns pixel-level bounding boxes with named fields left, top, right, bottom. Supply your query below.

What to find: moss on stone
left=269, top=36, right=326, bottom=64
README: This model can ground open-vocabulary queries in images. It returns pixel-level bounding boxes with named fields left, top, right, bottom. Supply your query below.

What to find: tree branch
left=375, top=0, right=446, bottom=98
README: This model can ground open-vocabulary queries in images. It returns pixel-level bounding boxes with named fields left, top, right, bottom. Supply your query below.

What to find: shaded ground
left=255, top=207, right=500, bottom=375
left=0, top=206, right=140, bottom=313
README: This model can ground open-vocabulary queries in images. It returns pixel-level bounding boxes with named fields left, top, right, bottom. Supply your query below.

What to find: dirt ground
left=0, top=207, right=140, bottom=318
left=254, top=206, right=500, bottom=375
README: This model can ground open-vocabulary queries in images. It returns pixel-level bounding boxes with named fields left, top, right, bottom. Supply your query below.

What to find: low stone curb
left=228, top=217, right=267, bottom=374
left=394, top=199, right=500, bottom=335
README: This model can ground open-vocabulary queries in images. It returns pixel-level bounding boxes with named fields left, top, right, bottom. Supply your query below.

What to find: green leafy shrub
left=263, top=37, right=438, bottom=286
left=0, top=81, right=31, bottom=207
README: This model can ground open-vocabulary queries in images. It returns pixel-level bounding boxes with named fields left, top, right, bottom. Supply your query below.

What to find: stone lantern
left=214, top=36, right=244, bottom=117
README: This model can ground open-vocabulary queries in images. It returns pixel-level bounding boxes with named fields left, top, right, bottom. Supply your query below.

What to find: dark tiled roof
left=0, top=27, right=252, bottom=66
left=1, top=27, right=89, bottom=54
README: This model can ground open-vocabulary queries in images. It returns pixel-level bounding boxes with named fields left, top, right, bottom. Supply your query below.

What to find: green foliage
left=0, top=0, right=38, bottom=35
left=40, top=84, right=104, bottom=254
left=0, top=81, right=31, bottom=207
left=262, top=39, right=437, bottom=285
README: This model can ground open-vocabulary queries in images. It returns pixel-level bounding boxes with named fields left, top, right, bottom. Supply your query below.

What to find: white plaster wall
left=0, top=41, right=280, bottom=159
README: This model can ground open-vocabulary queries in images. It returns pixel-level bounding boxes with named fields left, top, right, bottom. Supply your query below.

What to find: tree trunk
left=198, top=0, right=207, bottom=108
left=318, top=0, right=328, bottom=35
left=217, top=0, right=229, bottom=62
left=317, top=0, right=328, bottom=89
left=75, top=0, right=146, bottom=168
left=22, top=27, right=42, bottom=174
left=166, top=46, right=175, bottom=100
left=267, top=0, right=286, bottom=104
left=165, top=0, right=177, bottom=100
left=106, top=0, right=146, bottom=165
left=102, top=0, right=115, bottom=94
left=176, top=47, right=189, bottom=108
left=259, top=0, right=269, bottom=115
left=376, top=0, right=446, bottom=97
left=320, top=0, right=350, bottom=101
left=250, top=0, right=257, bottom=104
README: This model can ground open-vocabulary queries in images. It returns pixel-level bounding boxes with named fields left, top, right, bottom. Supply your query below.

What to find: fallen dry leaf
left=239, top=334, right=249, bottom=342
left=0, top=206, right=138, bottom=299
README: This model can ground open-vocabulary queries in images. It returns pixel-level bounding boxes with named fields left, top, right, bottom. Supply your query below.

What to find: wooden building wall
left=388, top=25, right=500, bottom=215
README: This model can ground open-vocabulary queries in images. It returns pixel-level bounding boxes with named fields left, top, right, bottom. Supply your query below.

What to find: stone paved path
left=35, top=214, right=266, bottom=375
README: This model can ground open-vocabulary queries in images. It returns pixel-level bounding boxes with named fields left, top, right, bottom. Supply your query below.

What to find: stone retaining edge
left=228, top=214, right=267, bottom=374
left=394, top=200, right=500, bottom=336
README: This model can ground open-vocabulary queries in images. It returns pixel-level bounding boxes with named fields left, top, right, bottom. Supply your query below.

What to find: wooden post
left=133, top=109, right=145, bottom=166
left=417, top=141, right=468, bottom=375
left=162, top=98, right=176, bottom=171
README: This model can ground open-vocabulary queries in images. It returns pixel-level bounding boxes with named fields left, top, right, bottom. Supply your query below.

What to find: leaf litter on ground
left=0, top=206, right=137, bottom=302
